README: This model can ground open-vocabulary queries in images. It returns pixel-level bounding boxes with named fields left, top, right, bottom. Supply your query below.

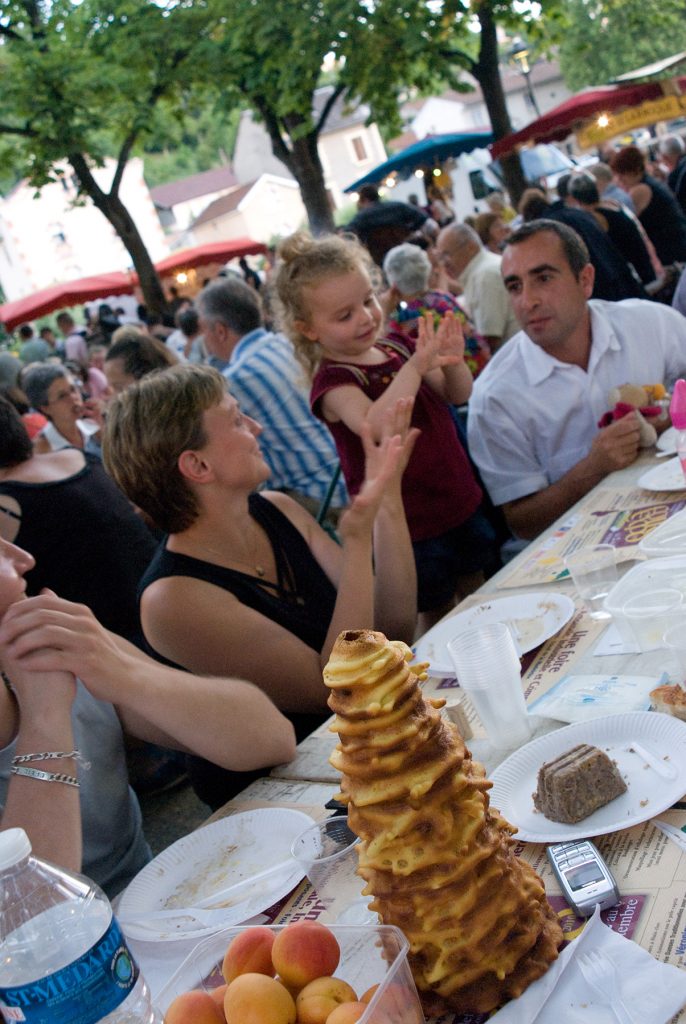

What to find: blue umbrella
left=344, top=131, right=494, bottom=192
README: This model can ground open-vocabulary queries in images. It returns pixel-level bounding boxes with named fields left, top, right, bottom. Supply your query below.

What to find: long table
left=132, top=447, right=686, bottom=1016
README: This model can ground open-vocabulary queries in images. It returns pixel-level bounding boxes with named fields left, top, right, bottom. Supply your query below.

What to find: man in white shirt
left=56, top=312, right=88, bottom=366
left=435, top=222, right=520, bottom=351
left=467, top=219, right=686, bottom=540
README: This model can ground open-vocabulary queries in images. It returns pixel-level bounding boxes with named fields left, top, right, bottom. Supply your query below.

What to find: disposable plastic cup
left=564, top=543, right=618, bottom=620
left=290, top=816, right=375, bottom=923
left=622, top=588, right=683, bottom=652
left=447, top=621, right=531, bottom=749
left=663, top=623, right=686, bottom=684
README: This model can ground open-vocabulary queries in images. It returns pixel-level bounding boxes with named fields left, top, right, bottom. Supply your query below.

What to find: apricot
left=325, top=1001, right=368, bottom=1024
left=222, top=925, right=276, bottom=982
left=208, top=983, right=228, bottom=1011
left=164, top=989, right=225, bottom=1023
left=224, top=973, right=296, bottom=1024
left=295, top=976, right=358, bottom=1024
left=272, top=921, right=340, bottom=990
left=360, top=984, right=379, bottom=1004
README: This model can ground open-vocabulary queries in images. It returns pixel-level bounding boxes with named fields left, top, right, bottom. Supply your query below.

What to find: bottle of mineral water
left=0, top=828, right=161, bottom=1024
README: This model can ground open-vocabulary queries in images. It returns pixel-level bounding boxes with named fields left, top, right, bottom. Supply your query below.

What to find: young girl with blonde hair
left=275, top=232, right=499, bottom=632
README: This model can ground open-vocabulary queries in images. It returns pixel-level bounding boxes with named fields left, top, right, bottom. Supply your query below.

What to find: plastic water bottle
left=670, top=378, right=686, bottom=483
left=0, top=828, right=162, bottom=1024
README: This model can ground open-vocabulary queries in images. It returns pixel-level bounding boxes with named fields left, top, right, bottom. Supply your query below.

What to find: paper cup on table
left=447, top=622, right=531, bottom=749
left=290, top=816, right=374, bottom=924
left=664, top=623, right=686, bottom=684
left=622, top=588, right=683, bottom=652
left=563, top=543, right=618, bottom=620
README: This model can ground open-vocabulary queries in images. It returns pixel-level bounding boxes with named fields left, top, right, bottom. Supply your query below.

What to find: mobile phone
left=547, top=840, right=620, bottom=916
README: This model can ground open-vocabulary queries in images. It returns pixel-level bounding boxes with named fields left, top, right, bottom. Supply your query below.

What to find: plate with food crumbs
left=413, top=591, right=575, bottom=675
left=638, top=457, right=686, bottom=492
left=118, top=808, right=314, bottom=942
left=489, top=712, right=686, bottom=843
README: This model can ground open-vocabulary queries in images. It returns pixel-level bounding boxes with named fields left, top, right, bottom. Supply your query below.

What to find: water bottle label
left=0, top=918, right=138, bottom=1024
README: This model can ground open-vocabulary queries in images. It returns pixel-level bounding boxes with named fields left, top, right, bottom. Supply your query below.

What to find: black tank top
left=0, top=452, right=156, bottom=646
left=139, top=492, right=337, bottom=653
left=638, top=174, right=686, bottom=264
left=138, top=492, right=337, bottom=809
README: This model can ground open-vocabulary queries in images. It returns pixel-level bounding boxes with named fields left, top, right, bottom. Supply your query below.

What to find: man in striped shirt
left=195, top=277, right=348, bottom=519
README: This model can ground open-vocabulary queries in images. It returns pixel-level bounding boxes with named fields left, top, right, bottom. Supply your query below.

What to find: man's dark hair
left=358, top=184, right=380, bottom=204
left=18, top=324, right=33, bottom=340
left=177, top=307, right=199, bottom=337
left=569, top=173, right=600, bottom=206
left=0, top=394, right=33, bottom=467
left=195, top=276, right=262, bottom=338
left=505, top=219, right=590, bottom=278
left=556, top=173, right=572, bottom=200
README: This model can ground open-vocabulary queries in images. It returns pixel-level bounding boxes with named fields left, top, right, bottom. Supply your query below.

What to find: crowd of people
left=2, top=136, right=686, bottom=896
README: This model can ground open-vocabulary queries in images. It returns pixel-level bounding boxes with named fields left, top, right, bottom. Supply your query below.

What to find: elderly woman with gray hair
left=21, top=363, right=100, bottom=453
left=382, top=242, right=490, bottom=379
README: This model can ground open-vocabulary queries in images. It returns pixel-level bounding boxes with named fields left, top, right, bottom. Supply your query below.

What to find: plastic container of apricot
left=154, top=923, right=423, bottom=1022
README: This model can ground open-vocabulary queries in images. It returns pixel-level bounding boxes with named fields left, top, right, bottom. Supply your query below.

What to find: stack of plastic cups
left=447, top=622, right=531, bottom=749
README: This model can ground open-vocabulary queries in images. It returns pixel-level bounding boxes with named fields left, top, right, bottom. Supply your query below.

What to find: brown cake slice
left=533, top=743, right=627, bottom=824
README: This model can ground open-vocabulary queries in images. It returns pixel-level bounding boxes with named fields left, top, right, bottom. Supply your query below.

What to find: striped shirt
left=221, top=328, right=348, bottom=507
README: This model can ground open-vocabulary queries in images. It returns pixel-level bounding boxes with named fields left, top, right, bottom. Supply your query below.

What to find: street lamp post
left=508, top=38, right=541, bottom=118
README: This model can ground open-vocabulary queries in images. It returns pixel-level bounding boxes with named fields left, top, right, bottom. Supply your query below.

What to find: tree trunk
left=69, top=154, right=167, bottom=318
left=262, top=124, right=335, bottom=235
left=472, top=1, right=528, bottom=208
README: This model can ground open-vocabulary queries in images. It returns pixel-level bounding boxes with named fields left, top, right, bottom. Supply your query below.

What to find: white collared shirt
left=459, top=248, right=520, bottom=342
left=467, top=298, right=686, bottom=506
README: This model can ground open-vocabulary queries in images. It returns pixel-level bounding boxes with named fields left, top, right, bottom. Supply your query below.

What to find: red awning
left=0, top=237, right=269, bottom=331
left=154, top=238, right=268, bottom=276
left=491, top=76, right=686, bottom=159
left=0, top=271, right=137, bottom=332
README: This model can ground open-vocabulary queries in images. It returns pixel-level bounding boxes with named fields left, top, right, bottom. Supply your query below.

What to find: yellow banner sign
left=577, top=93, right=686, bottom=148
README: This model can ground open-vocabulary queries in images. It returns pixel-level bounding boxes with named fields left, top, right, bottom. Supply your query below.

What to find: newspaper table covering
left=498, top=486, right=686, bottom=591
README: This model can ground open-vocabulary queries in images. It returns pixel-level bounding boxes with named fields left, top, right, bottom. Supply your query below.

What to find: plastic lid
left=0, top=828, right=31, bottom=870
left=670, top=379, right=686, bottom=429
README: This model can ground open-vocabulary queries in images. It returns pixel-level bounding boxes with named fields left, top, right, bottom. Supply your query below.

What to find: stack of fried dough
left=324, top=629, right=563, bottom=1015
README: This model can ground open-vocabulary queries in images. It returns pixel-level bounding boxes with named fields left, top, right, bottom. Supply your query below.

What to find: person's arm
left=629, top=183, right=652, bottom=217
left=321, top=314, right=463, bottom=439
left=0, top=596, right=296, bottom=773
left=0, top=654, right=81, bottom=872
left=502, top=414, right=642, bottom=540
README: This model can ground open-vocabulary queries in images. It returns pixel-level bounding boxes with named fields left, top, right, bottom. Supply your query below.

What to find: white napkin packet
left=490, top=906, right=686, bottom=1023
left=528, top=672, right=666, bottom=723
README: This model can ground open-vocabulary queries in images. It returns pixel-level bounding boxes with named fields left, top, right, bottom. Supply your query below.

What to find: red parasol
left=0, top=271, right=137, bottom=332
left=154, top=238, right=267, bottom=276
left=491, top=77, right=686, bottom=159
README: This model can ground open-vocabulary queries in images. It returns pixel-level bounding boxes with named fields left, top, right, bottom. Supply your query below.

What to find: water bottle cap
left=0, top=828, right=31, bottom=870
left=670, top=379, right=686, bottom=430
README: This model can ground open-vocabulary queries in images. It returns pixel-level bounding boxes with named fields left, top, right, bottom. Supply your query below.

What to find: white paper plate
left=413, top=591, right=575, bottom=675
left=638, top=457, right=686, bottom=492
left=489, top=712, right=686, bottom=843
left=657, top=426, right=677, bottom=455
left=118, top=808, right=313, bottom=942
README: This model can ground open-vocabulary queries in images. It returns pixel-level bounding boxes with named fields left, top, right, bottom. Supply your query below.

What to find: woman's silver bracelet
left=12, top=750, right=90, bottom=768
left=11, top=765, right=79, bottom=788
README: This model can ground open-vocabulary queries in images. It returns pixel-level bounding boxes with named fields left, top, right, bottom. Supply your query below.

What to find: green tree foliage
left=0, top=0, right=217, bottom=315
left=558, top=0, right=686, bottom=91
left=142, top=104, right=241, bottom=189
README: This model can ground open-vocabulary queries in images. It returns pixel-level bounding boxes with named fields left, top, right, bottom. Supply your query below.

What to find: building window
left=348, top=133, right=369, bottom=164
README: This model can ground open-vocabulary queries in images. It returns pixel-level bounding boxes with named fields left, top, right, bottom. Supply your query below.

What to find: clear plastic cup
left=563, top=543, right=618, bottom=620
left=447, top=621, right=531, bottom=749
left=663, top=623, right=686, bottom=684
left=290, top=816, right=374, bottom=923
left=622, top=588, right=683, bottom=652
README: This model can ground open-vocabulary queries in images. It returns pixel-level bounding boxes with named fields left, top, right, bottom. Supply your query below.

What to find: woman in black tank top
left=104, top=365, right=417, bottom=807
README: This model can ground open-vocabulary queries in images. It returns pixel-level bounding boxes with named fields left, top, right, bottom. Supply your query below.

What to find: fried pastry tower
left=324, top=629, right=563, bottom=1016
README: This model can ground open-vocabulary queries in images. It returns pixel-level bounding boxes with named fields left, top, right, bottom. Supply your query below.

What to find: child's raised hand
left=340, top=399, right=419, bottom=539
left=436, top=310, right=465, bottom=362
left=414, top=311, right=464, bottom=375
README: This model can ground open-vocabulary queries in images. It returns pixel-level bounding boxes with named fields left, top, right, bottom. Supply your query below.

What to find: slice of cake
left=533, top=743, right=627, bottom=824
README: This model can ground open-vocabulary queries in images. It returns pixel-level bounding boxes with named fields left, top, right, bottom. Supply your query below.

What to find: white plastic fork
left=577, top=950, right=635, bottom=1024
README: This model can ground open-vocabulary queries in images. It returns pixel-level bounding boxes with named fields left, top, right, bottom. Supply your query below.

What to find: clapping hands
left=414, top=311, right=465, bottom=375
